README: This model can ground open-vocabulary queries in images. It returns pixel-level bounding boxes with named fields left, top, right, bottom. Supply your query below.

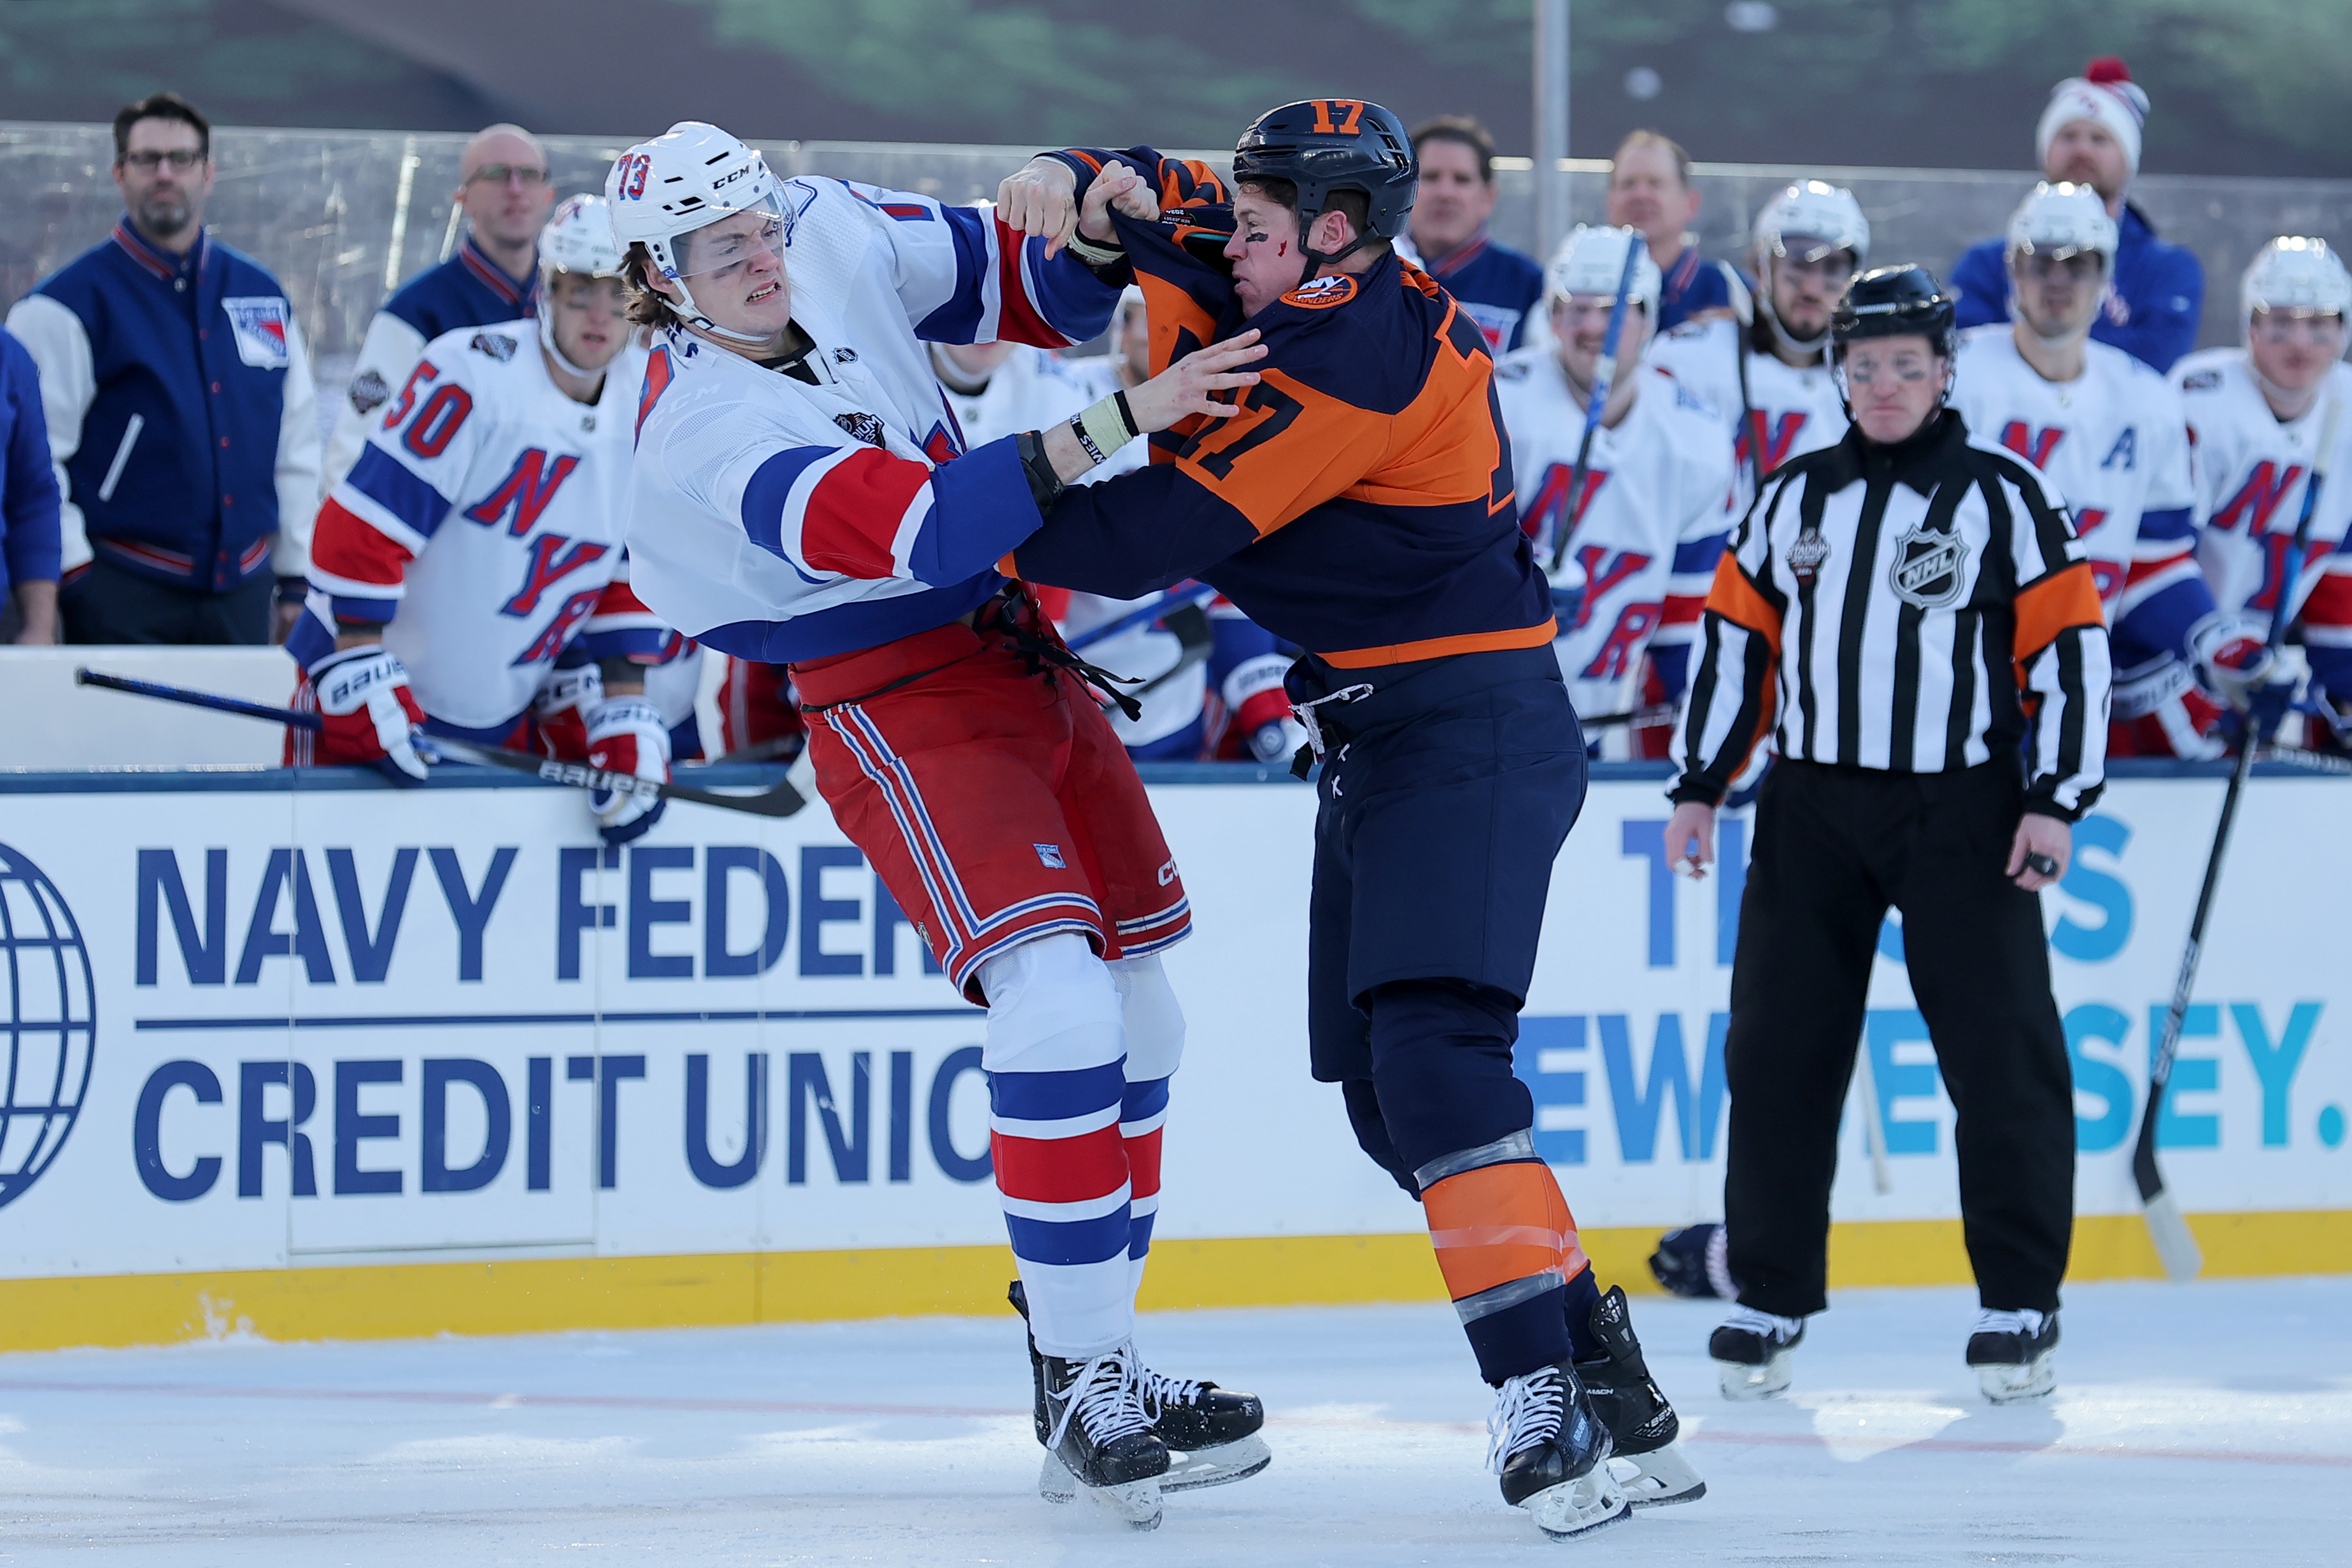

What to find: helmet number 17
left=1310, top=100, right=1366, bottom=136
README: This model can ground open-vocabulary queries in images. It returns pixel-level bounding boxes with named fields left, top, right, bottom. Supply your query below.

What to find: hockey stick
left=74, top=668, right=808, bottom=819
left=1065, top=581, right=1221, bottom=651
left=1720, top=260, right=1768, bottom=499
left=2132, top=396, right=2342, bottom=1280
left=1548, top=232, right=1647, bottom=576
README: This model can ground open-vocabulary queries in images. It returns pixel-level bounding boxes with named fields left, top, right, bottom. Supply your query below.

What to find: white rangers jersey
left=625, top=176, right=1117, bottom=664
left=1951, top=325, right=2199, bottom=622
left=2174, top=350, right=2352, bottom=711
left=1494, top=348, right=1734, bottom=751
left=292, top=320, right=660, bottom=730
left=1646, top=316, right=1848, bottom=521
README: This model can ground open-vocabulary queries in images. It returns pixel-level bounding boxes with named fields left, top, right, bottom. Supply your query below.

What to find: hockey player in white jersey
left=607, top=122, right=1272, bottom=1526
left=1648, top=181, right=1866, bottom=519
left=2172, top=239, right=2352, bottom=753
left=288, top=194, right=676, bottom=844
left=1951, top=183, right=2212, bottom=758
left=1496, top=225, right=1734, bottom=758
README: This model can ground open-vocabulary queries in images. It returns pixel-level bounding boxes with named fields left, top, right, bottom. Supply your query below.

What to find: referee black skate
left=1662, top=265, right=2111, bottom=1406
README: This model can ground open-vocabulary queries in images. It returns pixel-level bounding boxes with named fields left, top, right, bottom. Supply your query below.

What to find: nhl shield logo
left=1887, top=525, right=1969, bottom=609
left=220, top=297, right=290, bottom=369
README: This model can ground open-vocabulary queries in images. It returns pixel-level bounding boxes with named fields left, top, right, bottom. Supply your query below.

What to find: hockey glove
left=584, top=695, right=671, bottom=845
left=310, top=645, right=429, bottom=784
left=532, top=661, right=604, bottom=762
left=2218, top=646, right=2309, bottom=749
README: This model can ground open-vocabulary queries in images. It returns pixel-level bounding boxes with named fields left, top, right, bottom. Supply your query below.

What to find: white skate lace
left=1484, top=1366, right=1566, bottom=1474
left=1135, top=1363, right=1205, bottom=1418
left=1972, top=1308, right=2048, bottom=1339
left=1046, top=1343, right=1154, bottom=1451
left=1719, top=1305, right=1803, bottom=1343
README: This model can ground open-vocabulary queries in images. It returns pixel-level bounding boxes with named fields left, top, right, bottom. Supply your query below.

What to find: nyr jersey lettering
left=1525, top=463, right=1609, bottom=545
left=1733, top=411, right=1810, bottom=474
left=2211, top=461, right=2305, bottom=537
left=502, top=535, right=611, bottom=618
left=1569, top=545, right=1652, bottom=632
left=464, top=449, right=582, bottom=536
left=2000, top=420, right=2065, bottom=470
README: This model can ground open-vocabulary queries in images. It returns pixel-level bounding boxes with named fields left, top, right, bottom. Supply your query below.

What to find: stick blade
left=2140, top=1189, right=2204, bottom=1282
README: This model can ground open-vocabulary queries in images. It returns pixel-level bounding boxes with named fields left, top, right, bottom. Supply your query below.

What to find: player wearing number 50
left=995, top=101, right=1701, bottom=1541
left=606, top=124, right=1272, bottom=1529
left=289, top=195, right=677, bottom=845
left=1666, top=266, right=2111, bottom=1407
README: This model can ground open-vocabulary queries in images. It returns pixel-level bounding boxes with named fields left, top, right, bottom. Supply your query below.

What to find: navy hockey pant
left=1722, top=756, right=2076, bottom=1318
left=1295, top=646, right=1596, bottom=1382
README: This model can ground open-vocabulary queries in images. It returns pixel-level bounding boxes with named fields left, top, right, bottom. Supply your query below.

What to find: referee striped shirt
left=1671, top=409, right=2111, bottom=819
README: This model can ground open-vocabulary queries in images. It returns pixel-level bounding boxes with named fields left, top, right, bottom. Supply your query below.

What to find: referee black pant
left=1723, top=755, right=2074, bottom=1319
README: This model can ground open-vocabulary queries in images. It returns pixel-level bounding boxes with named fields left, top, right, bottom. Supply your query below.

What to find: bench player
left=2173, top=239, right=2352, bottom=752
left=1496, top=225, right=1732, bottom=758
left=606, top=122, right=1272, bottom=1527
left=995, top=99, right=1702, bottom=1539
left=1950, top=183, right=2213, bottom=758
left=288, top=195, right=677, bottom=844
left=1648, top=180, right=1867, bottom=522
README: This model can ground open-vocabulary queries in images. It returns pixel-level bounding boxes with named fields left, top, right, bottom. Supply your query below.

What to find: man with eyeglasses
left=6, top=91, right=322, bottom=645
left=2171, top=239, right=2352, bottom=756
left=325, top=124, right=556, bottom=489
left=1950, top=57, right=2202, bottom=374
left=1951, top=184, right=2214, bottom=759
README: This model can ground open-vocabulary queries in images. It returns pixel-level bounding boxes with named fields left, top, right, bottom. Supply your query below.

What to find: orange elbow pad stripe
left=2014, top=560, right=2104, bottom=661
left=1421, top=1161, right=1587, bottom=1303
left=1704, top=553, right=1782, bottom=661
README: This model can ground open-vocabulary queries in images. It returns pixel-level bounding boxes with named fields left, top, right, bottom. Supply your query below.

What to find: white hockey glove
left=309, top=645, right=429, bottom=784
left=584, top=695, right=671, bottom=845
left=532, top=662, right=605, bottom=759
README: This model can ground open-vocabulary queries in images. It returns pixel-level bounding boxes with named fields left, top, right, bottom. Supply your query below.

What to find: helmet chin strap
left=1296, top=208, right=1375, bottom=274
left=665, top=270, right=779, bottom=347
left=537, top=296, right=606, bottom=381
left=1758, top=258, right=1834, bottom=359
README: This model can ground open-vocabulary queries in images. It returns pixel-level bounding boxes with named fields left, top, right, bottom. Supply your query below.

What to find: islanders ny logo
left=220, top=296, right=292, bottom=370
left=1283, top=274, right=1358, bottom=310
left=0, top=844, right=96, bottom=1210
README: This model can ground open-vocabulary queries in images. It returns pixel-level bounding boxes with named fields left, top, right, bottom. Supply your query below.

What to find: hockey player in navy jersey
left=288, top=195, right=677, bottom=845
left=608, top=122, right=1272, bottom=1527
left=995, top=99, right=1701, bottom=1539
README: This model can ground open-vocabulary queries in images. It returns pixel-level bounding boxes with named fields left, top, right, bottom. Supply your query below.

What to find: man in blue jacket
left=1407, top=117, right=1544, bottom=355
left=0, top=327, right=63, bottom=644
left=1950, top=58, right=2204, bottom=373
left=6, top=92, right=320, bottom=645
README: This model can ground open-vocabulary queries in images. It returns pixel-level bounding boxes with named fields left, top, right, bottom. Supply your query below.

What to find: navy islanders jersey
left=1014, top=148, right=1552, bottom=670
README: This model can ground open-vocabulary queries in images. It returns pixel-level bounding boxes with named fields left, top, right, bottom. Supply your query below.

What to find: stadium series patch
left=471, top=332, right=519, bottom=362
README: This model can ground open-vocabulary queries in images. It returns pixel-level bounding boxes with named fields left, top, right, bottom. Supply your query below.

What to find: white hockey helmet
left=1546, top=225, right=1661, bottom=316
left=606, top=122, right=788, bottom=341
left=2242, top=237, right=2351, bottom=323
left=1755, top=180, right=1870, bottom=266
left=2005, top=182, right=2116, bottom=269
left=537, top=194, right=627, bottom=378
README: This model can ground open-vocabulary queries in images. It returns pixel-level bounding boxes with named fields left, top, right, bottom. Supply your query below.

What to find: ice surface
left=0, top=1277, right=2344, bottom=1565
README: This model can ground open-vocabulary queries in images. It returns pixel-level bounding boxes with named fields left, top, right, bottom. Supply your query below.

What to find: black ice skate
left=1574, top=1284, right=1706, bottom=1506
left=1967, top=1308, right=2058, bottom=1404
left=1710, top=1305, right=1805, bottom=1401
left=1488, top=1361, right=1632, bottom=1541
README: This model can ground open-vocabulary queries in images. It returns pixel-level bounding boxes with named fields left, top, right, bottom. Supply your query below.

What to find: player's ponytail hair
left=620, top=242, right=683, bottom=331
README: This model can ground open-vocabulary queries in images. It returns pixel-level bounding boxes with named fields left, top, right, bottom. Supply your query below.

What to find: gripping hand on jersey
left=995, top=157, right=1159, bottom=258
left=584, top=695, right=672, bottom=846
left=310, top=644, right=429, bottom=785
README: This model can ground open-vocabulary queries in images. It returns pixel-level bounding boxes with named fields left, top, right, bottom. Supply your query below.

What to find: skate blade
left=1524, top=1466, right=1633, bottom=1541
left=1716, top=1350, right=1793, bottom=1402
left=1038, top=1451, right=1163, bottom=1529
left=1974, top=1350, right=2055, bottom=1404
left=1610, top=1439, right=1708, bottom=1508
left=1163, top=1432, right=1272, bottom=1492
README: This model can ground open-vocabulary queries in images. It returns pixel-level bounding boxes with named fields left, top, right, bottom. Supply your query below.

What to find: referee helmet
left=1831, top=264, right=1957, bottom=360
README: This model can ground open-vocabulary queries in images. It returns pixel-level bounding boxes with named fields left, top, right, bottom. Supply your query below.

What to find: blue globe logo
left=0, top=844, right=96, bottom=1210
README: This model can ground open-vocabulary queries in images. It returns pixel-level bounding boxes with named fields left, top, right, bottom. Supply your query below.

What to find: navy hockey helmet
left=1232, top=99, right=1417, bottom=266
left=1831, top=264, right=1957, bottom=360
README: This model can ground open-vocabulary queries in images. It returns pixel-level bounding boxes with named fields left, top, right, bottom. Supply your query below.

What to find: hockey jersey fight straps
left=1495, top=352, right=1732, bottom=756
left=1646, top=316, right=1850, bottom=523
left=294, top=320, right=660, bottom=732
left=1950, top=325, right=2211, bottom=752
left=627, top=176, right=1118, bottom=663
left=1012, top=148, right=1551, bottom=669
left=1677, top=413, right=2110, bottom=819
left=2176, top=350, right=2352, bottom=751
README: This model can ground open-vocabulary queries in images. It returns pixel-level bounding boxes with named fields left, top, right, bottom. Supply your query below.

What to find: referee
left=1662, top=265, right=2110, bottom=1406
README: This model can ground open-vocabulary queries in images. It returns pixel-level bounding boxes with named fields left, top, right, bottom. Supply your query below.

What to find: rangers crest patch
left=1887, top=525, right=1970, bottom=608
left=220, top=297, right=290, bottom=369
left=348, top=367, right=390, bottom=416
left=471, top=332, right=519, bottom=362
left=835, top=411, right=887, bottom=448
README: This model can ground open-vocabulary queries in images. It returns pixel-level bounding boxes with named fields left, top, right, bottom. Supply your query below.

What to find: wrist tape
left=1068, top=392, right=1140, bottom=467
left=1066, top=230, right=1124, bottom=266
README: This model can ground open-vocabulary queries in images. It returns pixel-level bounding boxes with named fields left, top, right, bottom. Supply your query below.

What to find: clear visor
left=1771, top=234, right=1856, bottom=267
left=670, top=192, right=789, bottom=281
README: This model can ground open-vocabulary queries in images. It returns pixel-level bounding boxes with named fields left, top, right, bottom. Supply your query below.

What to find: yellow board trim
left=3, top=1211, right=2345, bottom=1355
